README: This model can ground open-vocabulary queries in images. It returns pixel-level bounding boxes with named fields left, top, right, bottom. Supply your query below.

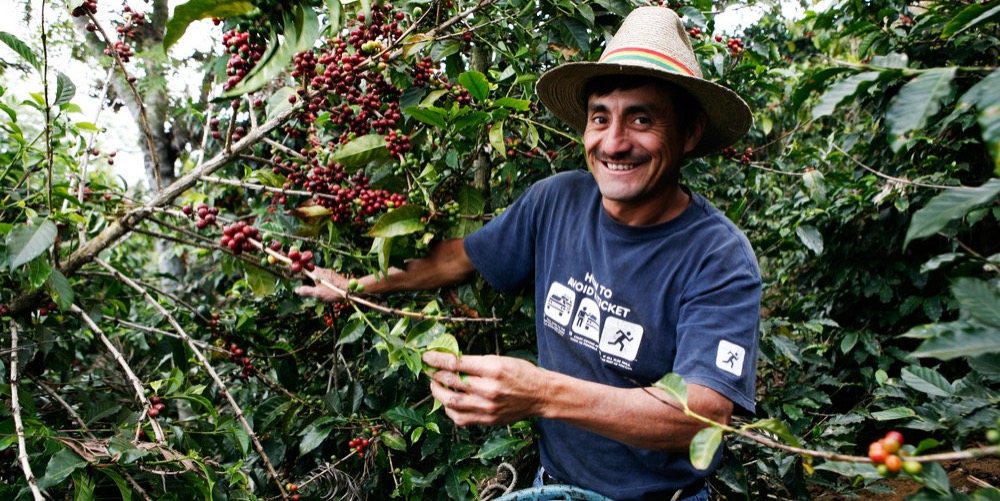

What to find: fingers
left=422, top=351, right=494, bottom=376
left=294, top=267, right=348, bottom=302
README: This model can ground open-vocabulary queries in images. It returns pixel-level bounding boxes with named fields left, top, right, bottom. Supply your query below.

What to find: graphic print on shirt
left=715, top=339, right=746, bottom=377
left=543, top=281, right=576, bottom=336
left=598, top=316, right=644, bottom=369
left=544, top=273, right=643, bottom=371
left=570, top=297, right=601, bottom=348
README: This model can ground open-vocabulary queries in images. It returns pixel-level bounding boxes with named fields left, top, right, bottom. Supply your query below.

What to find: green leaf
left=72, top=470, right=94, bottom=501
left=942, top=1, right=1000, bottom=38
left=811, top=71, right=882, bottom=120
left=164, top=0, right=256, bottom=51
left=952, top=277, right=1000, bottom=327
left=7, top=219, right=57, bottom=269
left=385, top=406, right=425, bottom=427
left=900, top=366, right=953, bottom=397
left=107, top=435, right=149, bottom=463
left=405, top=106, right=447, bottom=129
left=802, top=169, right=827, bottom=206
left=791, top=67, right=852, bottom=114
left=367, top=204, right=425, bottom=237
left=332, top=133, right=390, bottom=168
left=457, top=71, right=489, bottom=101
left=904, top=178, right=1000, bottom=247
left=745, top=417, right=802, bottom=448
left=299, top=416, right=336, bottom=456
left=45, top=269, right=74, bottom=310
left=381, top=431, right=407, bottom=451
left=689, top=426, right=723, bottom=470
left=963, top=70, right=1000, bottom=174
left=338, top=319, right=367, bottom=346
left=448, top=185, right=486, bottom=238
left=918, top=461, right=953, bottom=495
left=886, top=68, right=956, bottom=152
left=476, top=435, right=527, bottom=460
left=0, top=31, right=40, bottom=72
left=54, top=72, right=76, bottom=107
left=906, top=321, right=1000, bottom=360
left=651, top=373, right=687, bottom=407
left=96, top=468, right=132, bottom=501
left=325, top=0, right=343, bottom=33
left=795, top=225, right=824, bottom=255
left=871, top=407, right=917, bottom=420
left=425, top=333, right=460, bottom=356
left=813, top=460, right=880, bottom=479
left=223, top=5, right=319, bottom=97
left=493, top=97, right=531, bottom=111
left=489, top=119, right=506, bottom=158
left=244, top=264, right=277, bottom=297
left=37, top=448, right=88, bottom=490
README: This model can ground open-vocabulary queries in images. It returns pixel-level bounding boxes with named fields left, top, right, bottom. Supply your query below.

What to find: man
left=297, top=7, right=760, bottom=500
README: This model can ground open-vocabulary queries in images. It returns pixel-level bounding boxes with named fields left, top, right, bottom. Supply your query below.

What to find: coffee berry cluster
left=219, top=221, right=259, bottom=256
left=181, top=202, right=220, bottom=229
left=70, top=0, right=98, bottom=18
left=228, top=341, right=257, bottom=379
left=222, top=30, right=266, bottom=91
left=282, top=246, right=315, bottom=274
left=868, top=430, right=922, bottom=477
left=722, top=146, right=755, bottom=165
left=148, top=395, right=167, bottom=418
left=348, top=426, right=378, bottom=458
left=285, top=483, right=302, bottom=501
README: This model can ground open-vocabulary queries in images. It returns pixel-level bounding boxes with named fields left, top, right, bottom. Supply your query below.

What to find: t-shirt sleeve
left=463, top=185, right=542, bottom=294
left=673, top=232, right=761, bottom=415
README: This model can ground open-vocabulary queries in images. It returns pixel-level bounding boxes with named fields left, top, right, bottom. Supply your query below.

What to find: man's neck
left=603, top=185, right=691, bottom=227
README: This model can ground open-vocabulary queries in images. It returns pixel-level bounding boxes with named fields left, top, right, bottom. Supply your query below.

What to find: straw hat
left=535, top=6, right=752, bottom=157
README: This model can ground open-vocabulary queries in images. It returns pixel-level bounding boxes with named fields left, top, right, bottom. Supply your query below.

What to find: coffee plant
left=0, top=0, right=997, bottom=499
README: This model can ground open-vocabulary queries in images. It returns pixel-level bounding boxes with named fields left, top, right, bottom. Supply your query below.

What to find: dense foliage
left=1, top=0, right=998, bottom=499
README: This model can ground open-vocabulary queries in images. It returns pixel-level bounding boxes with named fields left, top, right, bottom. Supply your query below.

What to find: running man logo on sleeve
left=715, top=340, right=746, bottom=377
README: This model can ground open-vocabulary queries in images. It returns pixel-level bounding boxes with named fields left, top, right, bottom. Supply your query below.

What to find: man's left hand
left=422, top=351, right=545, bottom=426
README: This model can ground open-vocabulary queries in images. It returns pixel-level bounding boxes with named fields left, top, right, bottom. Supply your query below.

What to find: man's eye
left=590, top=116, right=607, bottom=124
left=633, top=116, right=652, bottom=125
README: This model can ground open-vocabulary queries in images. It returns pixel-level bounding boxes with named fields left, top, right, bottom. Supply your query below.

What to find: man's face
left=583, top=82, right=703, bottom=223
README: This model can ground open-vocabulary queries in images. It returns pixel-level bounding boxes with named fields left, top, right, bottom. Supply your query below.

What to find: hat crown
left=600, top=7, right=703, bottom=80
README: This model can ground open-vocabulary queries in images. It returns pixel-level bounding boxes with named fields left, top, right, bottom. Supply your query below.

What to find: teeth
left=606, top=162, right=636, bottom=171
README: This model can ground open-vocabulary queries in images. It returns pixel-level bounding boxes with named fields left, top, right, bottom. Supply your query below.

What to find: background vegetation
left=1, top=0, right=998, bottom=499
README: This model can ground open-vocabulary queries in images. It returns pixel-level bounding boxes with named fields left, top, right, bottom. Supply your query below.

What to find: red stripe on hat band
left=600, top=47, right=694, bottom=76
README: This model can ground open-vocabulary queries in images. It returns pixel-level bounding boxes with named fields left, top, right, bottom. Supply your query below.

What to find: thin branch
left=70, top=303, right=166, bottom=443
left=10, top=321, right=45, bottom=500
left=829, top=141, right=957, bottom=190
left=91, top=258, right=290, bottom=499
left=42, top=0, right=53, bottom=217
left=83, top=10, right=162, bottom=190
left=644, top=387, right=1000, bottom=464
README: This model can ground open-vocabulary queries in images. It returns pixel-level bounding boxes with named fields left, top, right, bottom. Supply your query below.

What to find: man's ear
left=683, top=112, right=708, bottom=155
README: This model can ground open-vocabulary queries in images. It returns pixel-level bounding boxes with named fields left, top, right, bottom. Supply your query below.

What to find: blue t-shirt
left=464, top=171, right=761, bottom=500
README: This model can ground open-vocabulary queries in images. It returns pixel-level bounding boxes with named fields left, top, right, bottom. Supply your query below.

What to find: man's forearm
left=539, top=374, right=733, bottom=451
left=353, top=238, right=476, bottom=295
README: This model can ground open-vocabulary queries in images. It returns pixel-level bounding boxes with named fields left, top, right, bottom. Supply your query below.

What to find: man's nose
left=602, top=121, right=632, bottom=156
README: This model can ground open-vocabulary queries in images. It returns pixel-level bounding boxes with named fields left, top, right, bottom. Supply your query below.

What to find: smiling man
left=297, top=7, right=760, bottom=501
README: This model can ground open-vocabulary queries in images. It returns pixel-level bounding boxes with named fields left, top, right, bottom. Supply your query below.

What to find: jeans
left=532, top=467, right=710, bottom=501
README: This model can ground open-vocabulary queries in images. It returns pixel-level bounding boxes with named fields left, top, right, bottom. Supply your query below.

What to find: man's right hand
left=294, top=267, right=352, bottom=303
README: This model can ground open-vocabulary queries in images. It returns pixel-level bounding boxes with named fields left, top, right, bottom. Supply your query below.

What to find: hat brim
left=535, top=62, right=753, bottom=158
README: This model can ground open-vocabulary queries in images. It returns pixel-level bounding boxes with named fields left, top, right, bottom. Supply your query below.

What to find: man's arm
left=422, top=351, right=732, bottom=451
left=295, top=238, right=476, bottom=302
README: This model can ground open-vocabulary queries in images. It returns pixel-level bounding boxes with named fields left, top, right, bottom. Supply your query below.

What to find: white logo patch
left=715, top=340, right=745, bottom=377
